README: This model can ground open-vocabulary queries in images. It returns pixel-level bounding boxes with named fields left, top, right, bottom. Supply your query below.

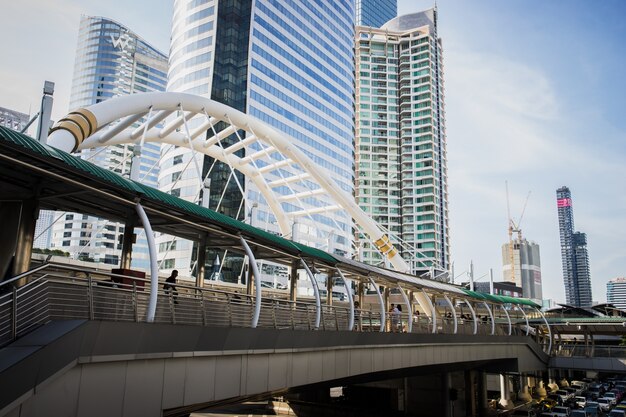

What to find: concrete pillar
left=547, top=369, right=558, bottom=393
left=326, top=271, right=332, bottom=306
left=195, top=234, right=207, bottom=287
left=119, top=221, right=135, bottom=270
left=13, top=199, right=39, bottom=283
left=0, top=202, right=22, bottom=280
left=478, top=371, right=489, bottom=417
left=518, top=374, right=532, bottom=402
left=498, top=374, right=513, bottom=410
left=465, top=370, right=477, bottom=417
left=289, top=259, right=298, bottom=302
left=536, top=379, right=547, bottom=398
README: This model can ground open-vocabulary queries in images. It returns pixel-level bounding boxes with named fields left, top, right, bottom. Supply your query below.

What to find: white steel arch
left=47, top=92, right=410, bottom=273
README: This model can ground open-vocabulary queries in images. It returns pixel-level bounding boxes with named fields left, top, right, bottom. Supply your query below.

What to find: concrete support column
left=289, top=259, right=298, bottom=302
left=465, top=370, right=477, bottom=417
left=119, top=221, right=135, bottom=270
left=13, top=199, right=39, bottom=283
left=326, top=271, right=332, bottom=306
left=357, top=280, right=364, bottom=306
left=0, top=202, right=22, bottom=280
left=195, top=234, right=207, bottom=287
left=518, top=373, right=531, bottom=402
left=498, top=374, right=513, bottom=410
left=478, top=371, right=489, bottom=417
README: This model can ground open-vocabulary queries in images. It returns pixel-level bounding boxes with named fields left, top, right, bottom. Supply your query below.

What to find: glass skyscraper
left=50, top=16, right=168, bottom=268
left=355, top=9, right=449, bottom=275
left=161, top=0, right=356, bottom=277
left=356, top=0, right=397, bottom=27
left=606, top=277, right=626, bottom=311
left=556, top=186, right=593, bottom=307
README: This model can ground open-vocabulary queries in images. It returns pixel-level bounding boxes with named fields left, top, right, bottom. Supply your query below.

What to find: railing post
left=11, top=286, right=17, bottom=341
left=132, top=281, right=138, bottom=322
left=87, top=273, right=94, bottom=320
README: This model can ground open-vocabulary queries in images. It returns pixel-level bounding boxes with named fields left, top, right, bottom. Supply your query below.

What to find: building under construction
left=501, top=238, right=542, bottom=302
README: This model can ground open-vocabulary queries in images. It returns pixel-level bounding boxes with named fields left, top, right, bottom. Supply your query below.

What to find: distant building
left=501, top=238, right=542, bottom=301
left=356, top=0, right=397, bottom=27
left=33, top=210, right=54, bottom=249
left=473, top=281, right=523, bottom=298
left=556, top=186, right=592, bottom=307
left=0, top=107, right=29, bottom=131
left=50, top=16, right=168, bottom=268
left=607, top=277, right=626, bottom=311
left=355, top=9, right=449, bottom=275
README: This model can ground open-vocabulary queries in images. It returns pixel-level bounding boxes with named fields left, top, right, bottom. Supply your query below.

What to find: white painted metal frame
left=421, top=289, right=437, bottom=334
left=463, top=298, right=478, bottom=335
left=483, top=302, right=495, bottom=336
left=47, top=92, right=410, bottom=273
left=397, top=285, right=412, bottom=333
left=301, top=259, right=321, bottom=330
left=534, top=307, right=552, bottom=354
left=335, top=268, right=354, bottom=331
left=240, top=236, right=262, bottom=328
left=500, top=304, right=512, bottom=336
left=514, top=304, right=530, bottom=336
left=442, top=294, right=457, bottom=334
left=135, top=202, right=158, bottom=323
left=368, top=277, right=385, bottom=332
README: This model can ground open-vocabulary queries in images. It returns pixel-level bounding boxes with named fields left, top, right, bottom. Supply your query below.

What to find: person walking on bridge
left=164, top=270, right=179, bottom=304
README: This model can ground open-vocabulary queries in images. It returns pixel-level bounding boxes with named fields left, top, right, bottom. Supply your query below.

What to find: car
left=575, top=396, right=587, bottom=409
left=605, top=392, right=619, bottom=406
left=552, top=406, right=570, bottom=417
left=556, top=390, right=572, bottom=403
left=608, top=410, right=626, bottom=417
left=569, top=411, right=587, bottom=417
left=597, top=398, right=612, bottom=412
left=584, top=401, right=599, bottom=417
left=587, top=387, right=602, bottom=400
left=538, top=399, right=558, bottom=411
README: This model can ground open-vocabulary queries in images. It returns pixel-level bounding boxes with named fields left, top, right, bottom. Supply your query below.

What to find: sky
left=0, top=0, right=624, bottom=304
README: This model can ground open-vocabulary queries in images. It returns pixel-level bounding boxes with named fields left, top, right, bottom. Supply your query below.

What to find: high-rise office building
left=356, top=0, right=397, bottom=27
left=355, top=9, right=449, bottom=275
left=501, top=238, right=542, bottom=301
left=556, top=186, right=592, bottom=307
left=50, top=16, right=168, bottom=268
left=162, top=0, right=356, bottom=277
left=607, top=277, right=626, bottom=311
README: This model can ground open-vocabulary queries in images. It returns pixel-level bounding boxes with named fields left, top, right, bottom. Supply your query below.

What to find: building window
left=162, top=258, right=175, bottom=269
left=173, top=155, right=183, bottom=165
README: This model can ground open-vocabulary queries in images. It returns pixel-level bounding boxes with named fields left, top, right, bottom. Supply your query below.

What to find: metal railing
left=0, top=263, right=532, bottom=348
left=552, top=344, right=626, bottom=358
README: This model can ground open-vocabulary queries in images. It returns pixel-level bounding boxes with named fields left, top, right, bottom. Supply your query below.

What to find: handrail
left=0, top=263, right=51, bottom=288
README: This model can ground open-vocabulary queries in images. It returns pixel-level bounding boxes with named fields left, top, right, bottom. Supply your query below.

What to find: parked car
left=605, top=392, right=619, bottom=406
left=556, top=390, right=572, bottom=403
left=597, top=398, right=612, bottom=412
left=608, top=410, right=626, bottom=417
left=584, top=401, right=599, bottom=417
left=587, top=387, right=602, bottom=400
left=569, top=411, right=587, bottom=417
left=575, top=397, right=587, bottom=409
left=552, top=406, right=570, bottom=417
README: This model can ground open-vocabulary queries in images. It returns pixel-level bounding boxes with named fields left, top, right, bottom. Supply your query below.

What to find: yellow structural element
left=374, top=235, right=398, bottom=259
left=49, top=108, right=97, bottom=152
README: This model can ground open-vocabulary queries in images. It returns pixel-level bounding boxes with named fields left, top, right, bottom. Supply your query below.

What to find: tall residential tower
left=355, top=9, right=449, bottom=275
left=50, top=16, right=168, bottom=268
left=556, top=186, right=592, bottom=307
left=606, top=277, right=626, bottom=311
left=161, top=0, right=356, bottom=277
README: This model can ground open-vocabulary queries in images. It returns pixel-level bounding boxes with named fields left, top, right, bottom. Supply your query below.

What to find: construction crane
left=505, top=181, right=531, bottom=284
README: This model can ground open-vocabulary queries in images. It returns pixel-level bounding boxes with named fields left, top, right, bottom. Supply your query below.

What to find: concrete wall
left=2, top=321, right=548, bottom=417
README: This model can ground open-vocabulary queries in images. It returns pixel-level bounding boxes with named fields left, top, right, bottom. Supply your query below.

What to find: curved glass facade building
left=51, top=16, right=168, bottom=269
left=160, top=0, right=356, bottom=276
left=355, top=9, right=450, bottom=275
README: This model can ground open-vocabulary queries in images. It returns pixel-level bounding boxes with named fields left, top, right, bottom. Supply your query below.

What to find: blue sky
left=0, top=1, right=624, bottom=304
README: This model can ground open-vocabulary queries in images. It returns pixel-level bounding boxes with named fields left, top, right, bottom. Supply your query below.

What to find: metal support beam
left=534, top=307, right=552, bottom=354
left=326, top=270, right=332, bottom=306
left=398, top=285, right=412, bottom=333
left=119, top=221, right=135, bottom=270
left=421, top=290, right=437, bottom=333
left=463, top=298, right=478, bottom=335
left=514, top=304, right=530, bottom=336
left=301, top=259, right=321, bottom=330
left=483, top=302, right=495, bottom=336
left=501, top=304, right=512, bottom=336
left=196, top=234, right=207, bottom=287
left=135, top=202, right=158, bottom=323
left=369, top=277, right=385, bottom=332
left=335, top=268, right=354, bottom=331
left=240, top=236, right=262, bottom=328
left=443, top=294, right=457, bottom=334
